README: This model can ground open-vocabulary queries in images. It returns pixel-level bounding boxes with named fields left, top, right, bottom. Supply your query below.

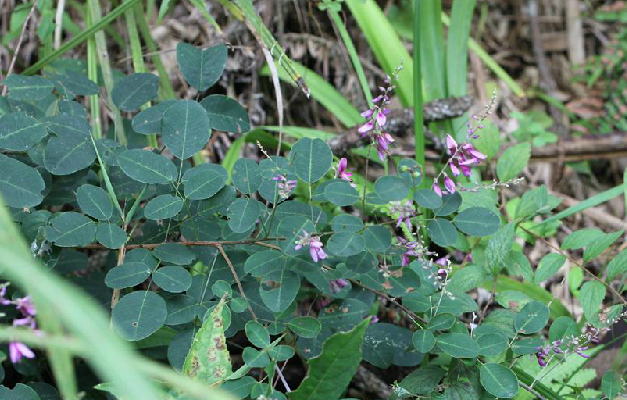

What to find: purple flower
left=445, top=134, right=486, bottom=178
left=330, top=278, right=349, bottom=293
left=361, top=108, right=374, bottom=119
left=444, top=176, right=456, bottom=194
left=432, top=182, right=443, bottom=198
left=398, top=237, right=421, bottom=267
left=369, top=316, right=380, bottom=324
left=376, top=133, right=394, bottom=161
left=335, top=158, right=355, bottom=187
left=358, top=121, right=374, bottom=136
left=295, top=230, right=327, bottom=263
left=273, top=174, right=297, bottom=199
left=376, top=109, right=388, bottom=127
left=14, top=296, right=36, bottom=317
left=9, top=341, right=34, bottom=363
left=390, top=201, right=415, bottom=231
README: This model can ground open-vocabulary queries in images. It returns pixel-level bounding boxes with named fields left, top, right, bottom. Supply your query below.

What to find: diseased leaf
left=182, top=298, right=232, bottom=383
left=289, top=319, right=369, bottom=400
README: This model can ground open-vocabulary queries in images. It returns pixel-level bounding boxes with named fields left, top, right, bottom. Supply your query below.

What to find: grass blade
left=541, top=185, right=624, bottom=225
left=413, top=0, right=425, bottom=169
left=346, top=0, right=414, bottom=106
left=447, top=0, right=477, bottom=139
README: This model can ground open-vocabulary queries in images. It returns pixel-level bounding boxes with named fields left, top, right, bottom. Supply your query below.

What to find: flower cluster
left=0, top=285, right=37, bottom=363
left=334, top=158, right=355, bottom=187
left=273, top=174, right=297, bottom=199
left=358, top=66, right=402, bottom=161
left=295, top=230, right=327, bottom=263
left=433, top=133, right=486, bottom=197
left=534, top=324, right=608, bottom=367
left=397, top=237, right=436, bottom=267
left=389, top=200, right=416, bottom=231
left=330, top=278, right=349, bottom=294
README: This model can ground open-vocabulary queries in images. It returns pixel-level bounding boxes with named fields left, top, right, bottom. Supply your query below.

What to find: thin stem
left=84, top=238, right=282, bottom=250
left=413, top=0, right=425, bottom=170
left=86, top=9, right=102, bottom=139
left=54, top=0, right=67, bottom=50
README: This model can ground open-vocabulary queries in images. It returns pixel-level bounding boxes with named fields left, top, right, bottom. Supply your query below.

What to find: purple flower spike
left=361, top=108, right=374, bottom=119
left=444, top=176, right=456, bottom=194
left=295, top=230, right=327, bottom=263
left=9, top=342, right=34, bottom=363
left=376, top=110, right=387, bottom=127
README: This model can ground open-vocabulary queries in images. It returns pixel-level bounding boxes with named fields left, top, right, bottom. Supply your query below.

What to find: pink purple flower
left=445, top=134, right=486, bottom=178
left=295, top=230, right=327, bottom=263
left=330, top=278, right=349, bottom=294
left=273, top=174, right=297, bottom=199
left=335, top=158, right=355, bottom=187
left=389, top=201, right=416, bottom=231
left=9, top=341, right=34, bottom=364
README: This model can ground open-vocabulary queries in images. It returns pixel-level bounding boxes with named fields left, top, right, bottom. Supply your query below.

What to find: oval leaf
left=112, top=291, right=167, bottom=341
left=111, top=73, right=159, bottom=111
left=162, top=100, right=211, bottom=160
left=453, top=207, right=500, bottom=236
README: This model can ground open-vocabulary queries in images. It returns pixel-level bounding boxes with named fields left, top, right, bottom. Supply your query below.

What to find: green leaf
left=479, top=363, right=518, bottom=398
left=583, top=229, right=624, bottom=262
left=453, top=207, right=500, bottom=236
left=242, top=347, right=270, bottom=368
left=182, top=163, right=228, bottom=200
left=0, top=153, right=45, bottom=208
left=277, top=216, right=315, bottom=257
left=153, top=243, right=196, bottom=266
left=153, top=266, right=192, bottom=293
left=76, top=184, right=113, bottom=221
left=176, top=43, right=227, bottom=91
left=0, top=383, right=41, bottom=400
left=414, top=189, right=442, bottom=209
left=602, top=371, right=622, bottom=399
left=497, top=142, right=531, bottom=182
left=512, top=337, right=543, bottom=355
left=231, top=158, right=262, bottom=194
left=515, top=186, right=549, bottom=220
left=324, top=180, right=359, bottom=206
left=118, top=149, right=177, bottom=184
left=580, top=281, right=606, bottom=326
left=212, top=280, right=232, bottom=298
left=46, top=69, right=99, bottom=96
left=182, top=298, right=231, bottom=383
left=331, top=214, right=363, bottom=232
left=244, top=250, right=285, bottom=277
left=96, top=223, right=127, bottom=249
left=291, top=137, right=333, bottom=183
left=46, top=212, right=96, bottom=247
left=131, top=100, right=176, bottom=134
left=105, top=262, right=151, bottom=289
left=374, top=176, right=409, bottom=201
left=477, top=333, right=507, bottom=356
left=486, top=223, right=516, bottom=274
left=162, top=100, right=212, bottom=160
left=433, top=192, right=462, bottom=216
left=534, top=253, right=566, bottom=284
left=111, top=73, right=159, bottom=111
left=327, top=232, right=365, bottom=257
left=505, top=251, right=534, bottom=282
left=200, top=94, right=250, bottom=133
left=471, top=120, right=500, bottom=159
left=0, top=112, right=48, bottom=151
left=548, top=316, right=578, bottom=342
left=144, top=194, right=183, bottom=220
left=362, top=225, right=391, bottom=252
left=3, top=74, right=53, bottom=101
left=412, top=329, right=435, bottom=352
left=112, top=291, right=167, bottom=341
left=398, top=366, right=446, bottom=395
left=607, top=249, right=627, bottom=280
left=427, top=313, right=455, bottom=331
left=427, top=218, right=458, bottom=247
left=436, top=333, right=479, bottom=358
left=288, top=317, right=321, bottom=339
left=259, top=269, right=300, bottom=313
left=514, top=301, right=549, bottom=334
left=289, top=319, right=369, bottom=400
left=227, top=198, right=262, bottom=233
left=245, top=321, right=270, bottom=348
left=447, top=265, right=485, bottom=293
left=44, top=135, right=95, bottom=176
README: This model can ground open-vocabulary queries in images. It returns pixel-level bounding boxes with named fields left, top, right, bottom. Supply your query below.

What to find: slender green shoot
left=413, top=0, right=425, bottom=170
left=86, top=10, right=102, bottom=139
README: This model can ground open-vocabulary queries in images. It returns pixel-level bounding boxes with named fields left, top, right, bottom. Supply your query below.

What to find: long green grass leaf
left=346, top=0, right=414, bottom=106
left=23, top=0, right=143, bottom=75
left=541, top=185, right=624, bottom=225
left=260, top=62, right=361, bottom=127
left=447, top=0, right=477, bottom=139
